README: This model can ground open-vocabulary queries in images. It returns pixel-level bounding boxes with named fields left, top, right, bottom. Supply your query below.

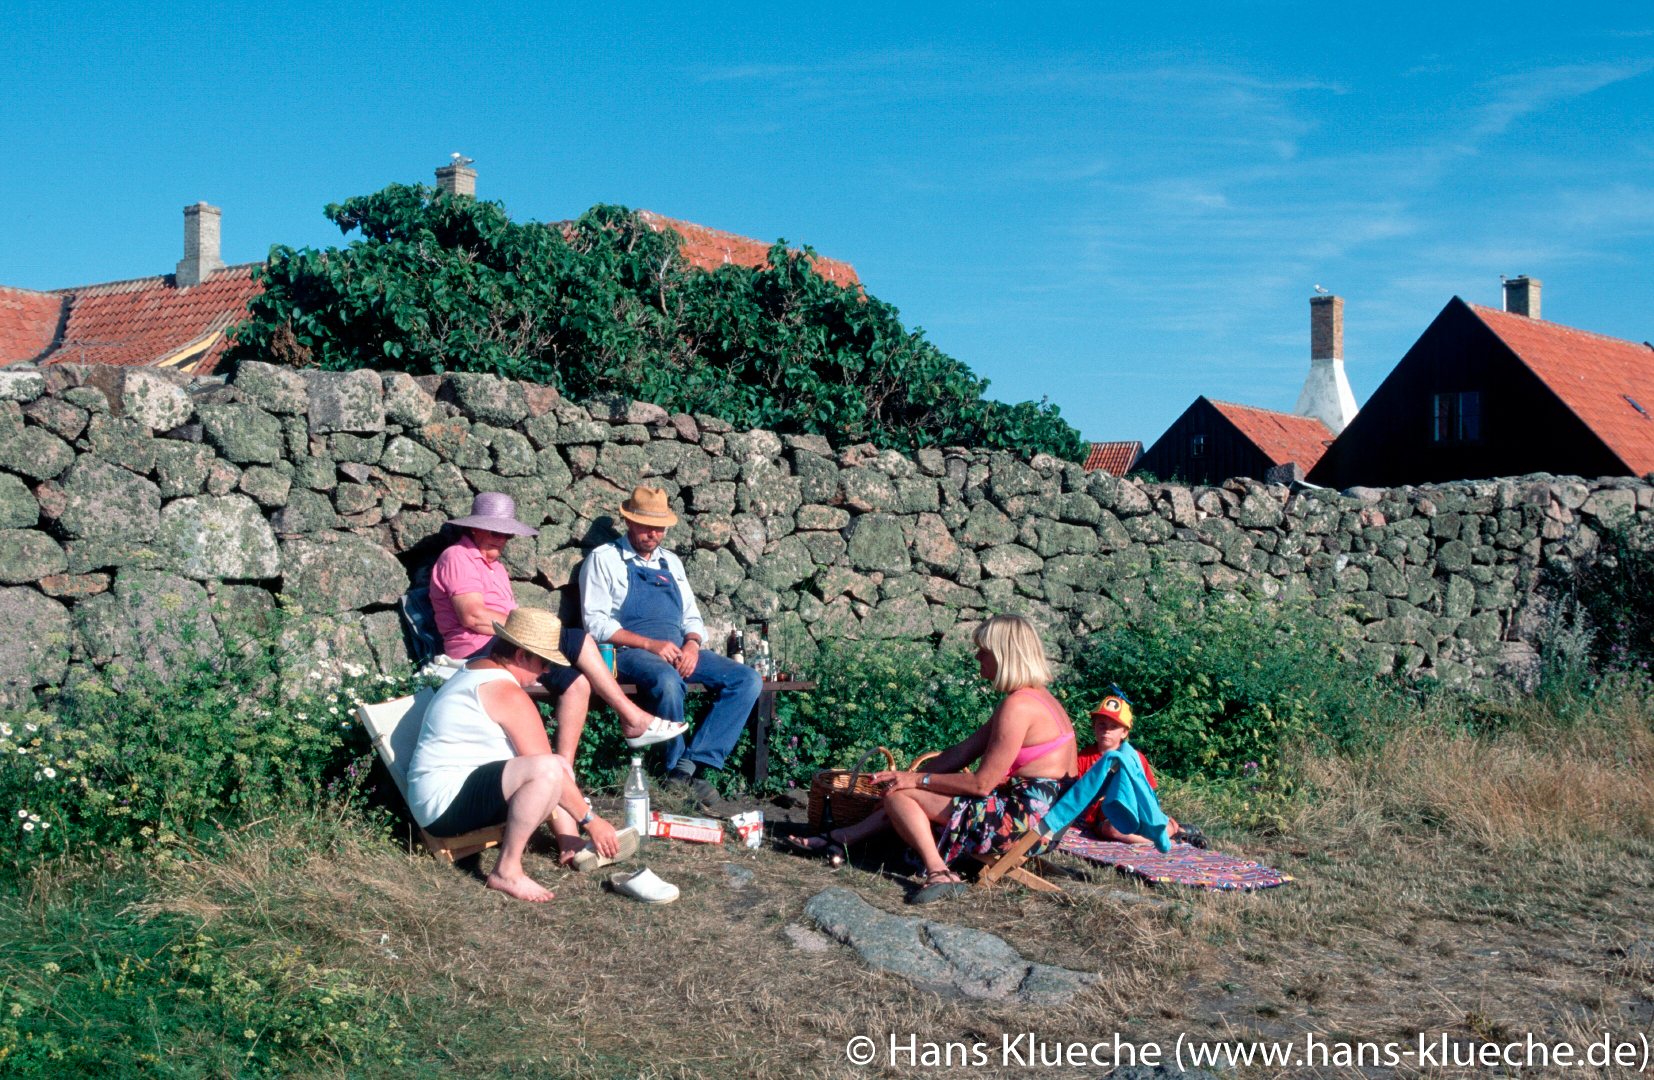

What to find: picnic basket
left=807, top=748, right=942, bottom=831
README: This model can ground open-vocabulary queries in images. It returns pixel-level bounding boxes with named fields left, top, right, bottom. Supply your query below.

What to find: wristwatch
left=921, top=774, right=931, bottom=787
left=579, top=807, right=596, bottom=827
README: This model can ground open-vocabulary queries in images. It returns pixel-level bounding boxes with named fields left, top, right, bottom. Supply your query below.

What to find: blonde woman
left=873, top=614, right=1080, bottom=903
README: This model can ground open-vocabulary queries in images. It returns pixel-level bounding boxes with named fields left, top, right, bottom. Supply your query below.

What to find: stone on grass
left=783, top=924, right=833, bottom=952
left=721, top=864, right=755, bottom=889
left=803, top=888, right=1098, bottom=1005
left=159, top=494, right=281, bottom=580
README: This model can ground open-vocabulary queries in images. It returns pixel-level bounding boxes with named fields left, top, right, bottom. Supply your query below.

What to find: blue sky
left=3, top=2, right=1651, bottom=445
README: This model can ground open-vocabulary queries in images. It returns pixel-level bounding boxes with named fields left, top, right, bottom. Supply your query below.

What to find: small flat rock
left=783, top=924, right=832, bottom=952
left=721, top=863, right=756, bottom=889
left=1110, top=1065, right=1226, bottom=1080
left=803, top=887, right=1098, bottom=1005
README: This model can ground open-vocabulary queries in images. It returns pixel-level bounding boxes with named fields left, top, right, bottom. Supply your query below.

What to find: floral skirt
left=936, top=776, right=1072, bottom=866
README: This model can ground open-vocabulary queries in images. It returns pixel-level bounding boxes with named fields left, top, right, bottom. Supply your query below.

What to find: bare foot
left=486, top=869, right=554, bottom=902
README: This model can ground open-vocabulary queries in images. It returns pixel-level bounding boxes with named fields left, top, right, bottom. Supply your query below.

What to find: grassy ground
left=5, top=688, right=1653, bottom=1078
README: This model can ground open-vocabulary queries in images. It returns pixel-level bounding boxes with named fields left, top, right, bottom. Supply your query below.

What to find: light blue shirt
left=579, top=537, right=706, bottom=645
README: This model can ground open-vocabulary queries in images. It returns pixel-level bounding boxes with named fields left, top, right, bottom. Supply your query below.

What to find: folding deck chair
left=973, top=749, right=1170, bottom=894
left=357, top=690, right=549, bottom=865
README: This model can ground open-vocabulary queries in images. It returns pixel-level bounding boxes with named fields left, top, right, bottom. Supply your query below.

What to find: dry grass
left=124, top=689, right=1654, bottom=1077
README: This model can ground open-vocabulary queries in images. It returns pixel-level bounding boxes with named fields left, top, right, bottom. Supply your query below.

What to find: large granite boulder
left=121, top=369, right=194, bottom=431
left=75, top=569, right=222, bottom=681
left=196, top=403, right=284, bottom=463
left=448, top=373, right=529, bottom=427
left=307, top=369, right=385, bottom=434
left=382, top=371, right=438, bottom=427
left=847, top=514, right=910, bottom=574
left=0, top=587, right=70, bottom=701
left=0, top=530, right=67, bottom=583
left=0, top=473, right=39, bottom=529
left=58, top=458, right=161, bottom=541
left=281, top=535, right=408, bottom=613
left=232, top=361, right=310, bottom=414
left=0, top=413, right=75, bottom=481
left=159, top=494, right=281, bottom=580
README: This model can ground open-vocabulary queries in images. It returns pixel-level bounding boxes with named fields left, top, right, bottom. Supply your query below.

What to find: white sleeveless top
left=405, top=666, right=519, bottom=827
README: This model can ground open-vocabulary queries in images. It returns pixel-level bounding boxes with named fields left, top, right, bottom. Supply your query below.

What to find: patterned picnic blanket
left=1056, top=833, right=1292, bottom=891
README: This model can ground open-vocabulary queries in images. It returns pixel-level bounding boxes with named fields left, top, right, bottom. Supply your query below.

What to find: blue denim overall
left=609, top=544, right=760, bottom=775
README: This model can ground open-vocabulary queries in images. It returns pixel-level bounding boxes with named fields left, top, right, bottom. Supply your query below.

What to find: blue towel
left=1040, top=740, right=1171, bottom=853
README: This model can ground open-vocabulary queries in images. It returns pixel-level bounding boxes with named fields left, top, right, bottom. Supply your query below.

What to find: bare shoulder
left=478, top=675, right=536, bottom=719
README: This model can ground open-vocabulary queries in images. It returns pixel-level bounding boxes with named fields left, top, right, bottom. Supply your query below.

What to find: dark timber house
left=1308, top=278, right=1654, bottom=488
left=1138, top=397, right=1333, bottom=486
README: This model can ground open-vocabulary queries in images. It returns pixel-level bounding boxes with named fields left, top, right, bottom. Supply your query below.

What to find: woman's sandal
left=1175, top=823, right=1210, bottom=849
left=908, top=869, right=969, bottom=905
left=781, top=833, right=846, bottom=867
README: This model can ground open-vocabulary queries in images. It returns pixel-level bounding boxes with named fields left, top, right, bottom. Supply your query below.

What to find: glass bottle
left=624, top=756, right=650, bottom=837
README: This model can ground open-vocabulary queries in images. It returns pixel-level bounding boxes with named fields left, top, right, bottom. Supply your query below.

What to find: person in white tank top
left=407, top=608, right=621, bottom=902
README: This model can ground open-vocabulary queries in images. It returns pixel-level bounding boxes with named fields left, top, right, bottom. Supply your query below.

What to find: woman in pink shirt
left=429, top=492, right=685, bottom=761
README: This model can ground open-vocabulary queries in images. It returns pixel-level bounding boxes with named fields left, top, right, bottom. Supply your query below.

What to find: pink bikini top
left=1007, top=689, right=1075, bottom=770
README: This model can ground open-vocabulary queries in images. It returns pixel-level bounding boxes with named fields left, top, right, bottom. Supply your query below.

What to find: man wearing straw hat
left=581, top=486, right=762, bottom=803
left=406, top=607, right=626, bottom=902
left=429, top=491, right=687, bottom=757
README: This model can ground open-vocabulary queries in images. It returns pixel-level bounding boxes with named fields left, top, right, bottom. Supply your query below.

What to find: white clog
left=624, top=716, right=690, bottom=749
left=609, top=867, right=680, bottom=904
left=571, top=827, right=639, bottom=872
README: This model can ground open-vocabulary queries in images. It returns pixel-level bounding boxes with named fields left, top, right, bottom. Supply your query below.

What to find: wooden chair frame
left=969, top=760, right=1124, bottom=894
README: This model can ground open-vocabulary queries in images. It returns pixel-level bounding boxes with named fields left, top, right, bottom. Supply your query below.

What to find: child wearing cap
left=1075, top=689, right=1208, bottom=848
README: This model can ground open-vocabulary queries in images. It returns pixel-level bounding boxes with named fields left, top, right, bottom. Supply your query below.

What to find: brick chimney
left=1294, top=294, right=1359, bottom=434
left=175, top=202, right=225, bottom=288
left=434, top=157, right=476, bottom=197
left=1503, top=275, right=1541, bottom=319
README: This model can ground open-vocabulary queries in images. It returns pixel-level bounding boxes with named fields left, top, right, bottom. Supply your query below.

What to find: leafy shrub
left=765, top=641, right=997, bottom=790
left=226, top=186, right=1086, bottom=459
left=1546, top=523, right=1654, bottom=678
left=0, top=619, right=434, bottom=859
left=1057, top=581, right=1400, bottom=781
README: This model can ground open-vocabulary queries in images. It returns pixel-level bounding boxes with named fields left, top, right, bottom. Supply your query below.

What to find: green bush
left=1056, top=581, right=1399, bottom=781
left=1546, top=523, right=1654, bottom=678
left=225, top=187, right=1086, bottom=459
left=765, top=641, right=997, bottom=790
left=0, top=618, right=434, bottom=860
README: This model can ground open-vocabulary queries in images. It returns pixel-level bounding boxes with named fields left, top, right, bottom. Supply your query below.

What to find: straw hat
left=448, top=491, right=539, bottom=537
left=618, top=486, right=679, bottom=527
left=491, top=608, right=569, bottom=666
left=1090, top=686, right=1135, bottom=730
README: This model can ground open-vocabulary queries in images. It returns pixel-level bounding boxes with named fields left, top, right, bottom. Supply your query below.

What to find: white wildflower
left=16, top=810, right=26, bottom=819
left=40, top=822, right=48, bottom=830
left=25, top=723, right=36, bottom=732
left=328, top=706, right=338, bottom=715
left=22, top=822, right=33, bottom=832
left=42, top=768, right=55, bottom=779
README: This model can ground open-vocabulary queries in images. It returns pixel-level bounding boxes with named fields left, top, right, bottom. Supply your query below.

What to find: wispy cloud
left=1472, top=60, right=1654, bottom=135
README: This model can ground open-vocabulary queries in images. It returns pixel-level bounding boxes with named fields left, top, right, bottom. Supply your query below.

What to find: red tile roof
left=1470, top=304, right=1654, bottom=476
left=41, top=265, right=263, bottom=374
left=0, top=286, right=68, bottom=365
left=637, top=211, right=860, bottom=288
left=1208, top=399, right=1333, bottom=471
left=1083, top=440, right=1142, bottom=474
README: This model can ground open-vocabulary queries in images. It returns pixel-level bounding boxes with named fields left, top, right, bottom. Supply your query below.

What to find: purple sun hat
left=447, top=491, right=539, bottom=537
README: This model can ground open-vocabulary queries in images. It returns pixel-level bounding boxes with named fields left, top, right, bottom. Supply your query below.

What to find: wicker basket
left=807, top=748, right=941, bottom=831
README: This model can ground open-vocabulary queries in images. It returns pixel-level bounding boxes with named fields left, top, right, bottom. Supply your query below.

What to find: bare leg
left=882, top=789, right=961, bottom=876
left=552, top=675, right=591, bottom=762
left=571, top=637, right=658, bottom=737
left=488, top=754, right=563, bottom=902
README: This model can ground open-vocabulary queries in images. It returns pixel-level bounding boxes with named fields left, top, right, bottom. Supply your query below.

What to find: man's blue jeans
left=614, top=647, right=762, bottom=774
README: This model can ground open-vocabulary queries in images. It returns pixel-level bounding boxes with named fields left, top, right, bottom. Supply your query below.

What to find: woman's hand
left=584, top=815, right=619, bottom=858
left=873, top=770, right=922, bottom=793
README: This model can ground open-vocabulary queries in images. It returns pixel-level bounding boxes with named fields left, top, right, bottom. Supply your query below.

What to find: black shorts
left=422, top=760, right=509, bottom=837
left=536, top=627, right=590, bottom=694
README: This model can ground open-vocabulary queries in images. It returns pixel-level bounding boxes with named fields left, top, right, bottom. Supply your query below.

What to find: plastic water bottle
left=624, top=756, right=650, bottom=837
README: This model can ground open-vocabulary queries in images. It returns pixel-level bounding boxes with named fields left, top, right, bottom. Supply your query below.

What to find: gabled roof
left=1207, top=399, right=1333, bottom=471
left=637, top=211, right=860, bottom=288
left=40, top=265, right=264, bottom=374
left=0, top=286, right=68, bottom=365
left=1469, top=304, right=1654, bottom=476
left=1083, top=440, right=1142, bottom=475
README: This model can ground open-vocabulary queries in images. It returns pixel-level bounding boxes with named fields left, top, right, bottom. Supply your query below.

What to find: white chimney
left=1294, top=294, right=1359, bottom=434
left=435, top=157, right=477, bottom=197
left=176, top=202, right=226, bottom=288
left=1503, top=275, right=1541, bottom=319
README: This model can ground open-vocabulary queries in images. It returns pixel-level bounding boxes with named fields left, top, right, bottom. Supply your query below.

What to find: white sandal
left=609, top=867, right=679, bottom=904
left=625, top=716, right=689, bottom=748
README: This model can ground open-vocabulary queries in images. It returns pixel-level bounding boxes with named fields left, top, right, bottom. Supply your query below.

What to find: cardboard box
left=648, top=812, right=724, bottom=844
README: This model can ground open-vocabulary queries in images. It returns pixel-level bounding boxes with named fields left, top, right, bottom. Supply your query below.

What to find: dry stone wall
left=0, top=360, right=1646, bottom=705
